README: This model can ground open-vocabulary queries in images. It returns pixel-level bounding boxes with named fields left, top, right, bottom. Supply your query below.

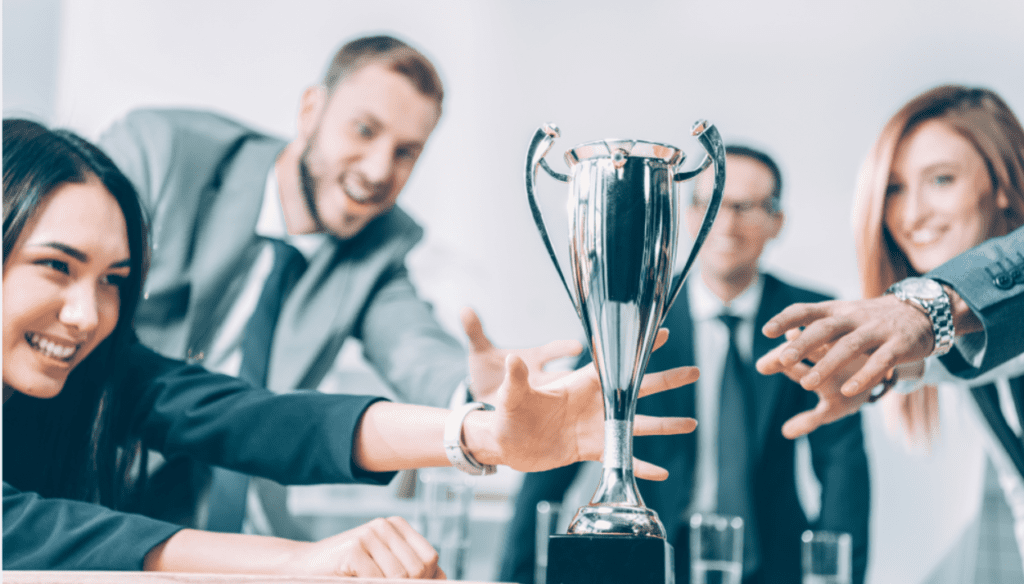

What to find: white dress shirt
left=687, top=275, right=765, bottom=515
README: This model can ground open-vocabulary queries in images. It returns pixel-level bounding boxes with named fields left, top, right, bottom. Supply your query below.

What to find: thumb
left=500, top=354, right=531, bottom=409
left=461, top=306, right=494, bottom=352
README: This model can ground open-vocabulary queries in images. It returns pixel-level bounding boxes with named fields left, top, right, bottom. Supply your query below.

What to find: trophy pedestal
left=546, top=534, right=675, bottom=584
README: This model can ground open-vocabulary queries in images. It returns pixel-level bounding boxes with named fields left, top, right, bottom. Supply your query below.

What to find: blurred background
left=4, top=1, right=1023, bottom=581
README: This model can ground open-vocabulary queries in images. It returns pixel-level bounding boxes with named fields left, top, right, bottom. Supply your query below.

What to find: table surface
left=2, top=572, right=509, bottom=584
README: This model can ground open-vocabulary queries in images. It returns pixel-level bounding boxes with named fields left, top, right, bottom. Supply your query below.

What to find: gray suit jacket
left=930, top=225, right=1024, bottom=379
left=99, top=109, right=465, bottom=406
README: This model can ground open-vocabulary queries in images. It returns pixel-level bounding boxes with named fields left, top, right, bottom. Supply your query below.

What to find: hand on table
left=462, top=306, right=583, bottom=402
left=293, top=516, right=444, bottom=579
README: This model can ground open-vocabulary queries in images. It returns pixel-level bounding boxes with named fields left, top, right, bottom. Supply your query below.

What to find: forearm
left=351, top=402, right=500, bottom=473
left=943, top=285, right=982, bottom=335
left=143, top=529, right=302, bottom=573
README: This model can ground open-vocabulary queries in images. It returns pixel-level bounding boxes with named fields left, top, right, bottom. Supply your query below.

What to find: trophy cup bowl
left=525, top=120, right=725, bottom=584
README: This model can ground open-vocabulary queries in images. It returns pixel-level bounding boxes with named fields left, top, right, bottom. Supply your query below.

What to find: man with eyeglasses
left=499, top=145, right=870, bottom=584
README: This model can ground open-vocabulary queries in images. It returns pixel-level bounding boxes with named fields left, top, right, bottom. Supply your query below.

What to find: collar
left=689, top=271, right=765, bottom=323
left=257, top=167, right=327, bottom=260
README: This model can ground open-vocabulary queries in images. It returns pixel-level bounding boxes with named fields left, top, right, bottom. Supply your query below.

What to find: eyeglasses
left=691, top=196, right=778, bottom=220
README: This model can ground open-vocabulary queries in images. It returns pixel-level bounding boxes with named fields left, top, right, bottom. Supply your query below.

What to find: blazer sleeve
left=930, top=225, right=1024, bottom=379
left=124, top=342, right=395, bottom=487
left=356, top=260, right=467, bottom=408
left=3, top=482, right=182, bottom=570
left=806, top=405, right=871, bottom=584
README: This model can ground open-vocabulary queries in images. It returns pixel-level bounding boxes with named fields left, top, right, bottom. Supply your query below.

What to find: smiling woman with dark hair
left=2, top=118, right=698, bottom=577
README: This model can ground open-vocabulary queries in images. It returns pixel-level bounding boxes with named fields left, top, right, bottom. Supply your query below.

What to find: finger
left=777, top=361, right=812, bottom=385
left=337, top=540, right=384, bottom=578
left=755, top=342, right=792, bottom=375
left=633, top=414, right=697, bottom=436
left=376, top=517, right=436, bottom=579
left=527, top=338, right=584, bottom=365
left=838, top=342, right=902, bottom=396
left=799, top=324, right=884, bottom=390
left=638, top=365, right=700, bottom=398
left=652, top=328, right=670, bottom=351
left=359, top=519, right=419, bottom=579
left=774, top=318, right=852, bottom=369
left=781, top=403, right=830, bottom=439
left=762, top=302, right=833, bottom=339
left=634, top=458, right=670, bottom=481
left=461, top=306, right=494, bottom=352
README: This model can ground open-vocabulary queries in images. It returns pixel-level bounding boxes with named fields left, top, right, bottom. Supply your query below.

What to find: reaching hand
left=462, top=306, right=583, bottom=402
left=471, top=329, right=699, bottom=481
left=767, top=329, right=874, bottom=438
left=294, top=517, right=444, bottom=579
left=756, top=295, right=934, bottom=398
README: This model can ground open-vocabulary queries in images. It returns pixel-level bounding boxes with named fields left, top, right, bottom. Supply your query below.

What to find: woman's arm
left=143, top=519, right=443, bottom=579
left=354, top=335, right=700, bottom=481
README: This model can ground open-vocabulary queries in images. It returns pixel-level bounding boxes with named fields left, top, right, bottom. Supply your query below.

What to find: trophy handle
left=525, top=123, right=581, bottom=319
left=664, top=119, right=726, bottom=318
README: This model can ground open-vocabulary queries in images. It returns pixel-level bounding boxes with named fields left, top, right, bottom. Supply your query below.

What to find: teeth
left=27, top=333, right=77, bottom=361
left=910, top=229, right=939, bottom=245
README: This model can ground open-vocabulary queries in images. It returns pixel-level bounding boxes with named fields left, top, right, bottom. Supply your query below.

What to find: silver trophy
left=525, top=120, right=725, bottom=539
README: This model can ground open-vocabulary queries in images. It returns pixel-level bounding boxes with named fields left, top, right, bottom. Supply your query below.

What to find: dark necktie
left=716, top=313, right=760, bottom=575
left=206, top=238, right=307, bottom=533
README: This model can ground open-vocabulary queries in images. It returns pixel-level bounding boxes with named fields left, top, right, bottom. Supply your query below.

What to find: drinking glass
left=690, top=513, right=744, bottom=584
left=801, top=530, right=852, bottom=584
left=414, top=467, right=474, bottom=580
left=534, top=500, right=561, bottom=584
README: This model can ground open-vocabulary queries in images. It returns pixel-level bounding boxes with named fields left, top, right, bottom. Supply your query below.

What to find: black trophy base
left=546, top=534, right=674, bottom=584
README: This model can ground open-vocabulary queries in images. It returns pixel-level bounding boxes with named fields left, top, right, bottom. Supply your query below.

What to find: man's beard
left=298, top=142, right=328, bottom=234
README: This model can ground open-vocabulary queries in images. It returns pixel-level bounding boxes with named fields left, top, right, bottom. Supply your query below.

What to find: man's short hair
left=725, top=144, right=783, bottom=211
left=322, top=35, right=444, bottom=110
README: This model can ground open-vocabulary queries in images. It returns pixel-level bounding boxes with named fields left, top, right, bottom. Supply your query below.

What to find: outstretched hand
left=469, top=329, right=699, bottom=481
left=462, top=306, right=583, bottom=401
left=767, top=329, right=874, bottom=438
left=756, top=296, right=933, bottom=398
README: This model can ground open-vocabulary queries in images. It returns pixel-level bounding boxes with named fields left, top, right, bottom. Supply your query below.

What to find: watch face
left=900, top=277, right=944, bottom=300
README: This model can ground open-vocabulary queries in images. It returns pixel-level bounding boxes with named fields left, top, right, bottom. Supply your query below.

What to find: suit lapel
left=972, top=379, right=1024, bottom=479
left=186, top=137, right=283, bottom=357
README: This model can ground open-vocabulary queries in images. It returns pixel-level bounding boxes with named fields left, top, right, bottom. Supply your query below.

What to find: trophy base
left=567, top=504, right=667, bottom=538
left=546, top=534, right=675, bottom=584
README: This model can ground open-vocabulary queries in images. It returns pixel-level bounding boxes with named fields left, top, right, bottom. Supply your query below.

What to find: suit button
left=1014, top=270, right=1024, bottom=285
left=994, top=273, right=1015, bottom=289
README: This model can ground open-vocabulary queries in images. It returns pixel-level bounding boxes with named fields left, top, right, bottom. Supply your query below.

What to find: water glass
left=690, top=513, right=744, bottom=584
left=414, top=468, right=474, bottom=579
left=801, top=530, right=852, bottom=584
left=534, top=500, right=561, bottom=584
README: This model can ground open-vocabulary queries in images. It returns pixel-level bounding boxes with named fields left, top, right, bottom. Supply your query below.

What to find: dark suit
left=931, top=224, right=1024, bottom=379
left=500, top=274, right=870, bottom=584
left=3, top=343, right=394, bottom=570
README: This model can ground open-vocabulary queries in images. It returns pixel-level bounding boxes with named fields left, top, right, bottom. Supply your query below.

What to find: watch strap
left=886, top=278, right=955, bottom=358
left=444, top=402, right=497, bottom=476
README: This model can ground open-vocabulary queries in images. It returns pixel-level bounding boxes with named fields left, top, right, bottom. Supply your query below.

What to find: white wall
left=5, top=1, right=1023, bottom=582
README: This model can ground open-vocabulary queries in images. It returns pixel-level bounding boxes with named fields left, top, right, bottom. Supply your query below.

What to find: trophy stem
left=565, top=404, right=667, bottom=539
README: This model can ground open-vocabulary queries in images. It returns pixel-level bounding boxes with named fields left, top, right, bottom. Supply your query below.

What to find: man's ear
left=769, top=210, right=785, bottom=239
left=297, top=86, right=327, bottom=141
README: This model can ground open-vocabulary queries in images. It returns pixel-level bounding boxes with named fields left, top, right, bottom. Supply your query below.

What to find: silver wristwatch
left=886, top=277, right=955, bottom=357
left=444, top=402, right=497, bottom=476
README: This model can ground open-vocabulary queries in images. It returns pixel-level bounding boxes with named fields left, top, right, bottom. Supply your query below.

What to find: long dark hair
left=3, top=118, right=150, bottom=509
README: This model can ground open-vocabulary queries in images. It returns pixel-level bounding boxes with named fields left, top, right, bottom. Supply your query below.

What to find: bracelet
left=868, top=370, right=897, bottom=403
left=444, top=402, right=497, bottom=476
